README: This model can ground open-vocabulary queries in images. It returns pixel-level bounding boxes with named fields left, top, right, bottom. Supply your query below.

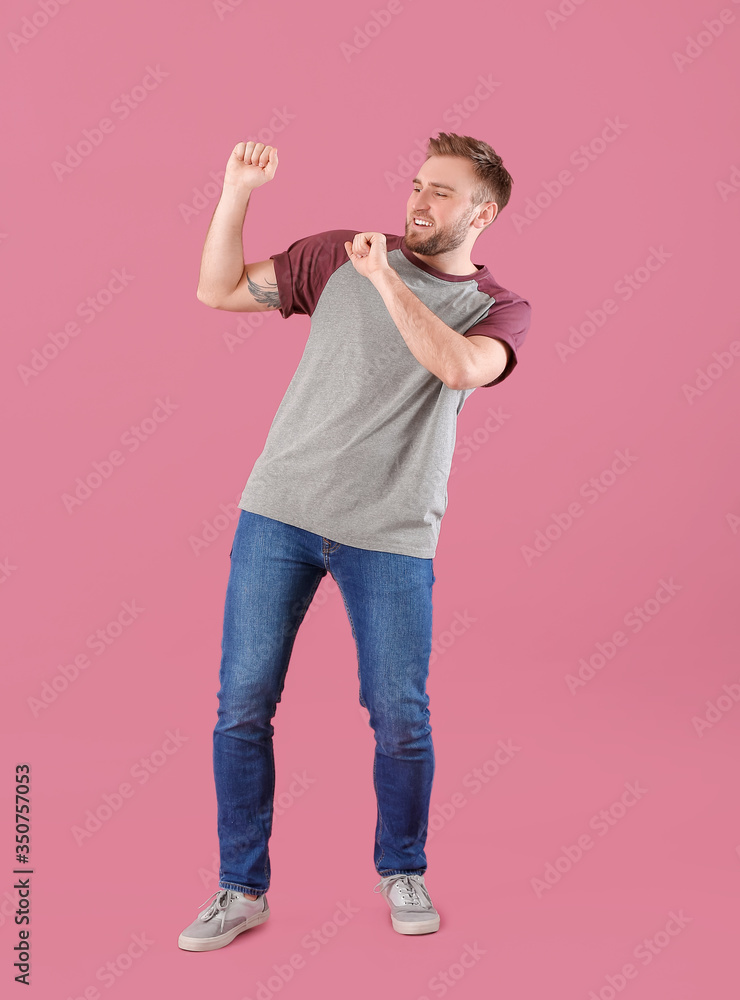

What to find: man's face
left=405, top=155, right=492, bottom=256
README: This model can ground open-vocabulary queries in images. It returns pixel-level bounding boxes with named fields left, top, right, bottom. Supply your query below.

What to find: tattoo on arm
left=247, top=273, right=281, bottom=308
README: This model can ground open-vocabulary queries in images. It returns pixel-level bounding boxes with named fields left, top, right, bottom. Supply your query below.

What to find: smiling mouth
left=412, top=218, right=434, bottom=229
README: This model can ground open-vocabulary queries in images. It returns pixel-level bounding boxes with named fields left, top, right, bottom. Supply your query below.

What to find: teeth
left=414, top=219, right=432, bottom=226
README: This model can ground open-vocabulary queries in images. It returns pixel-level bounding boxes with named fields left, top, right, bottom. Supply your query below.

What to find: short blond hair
left=425, top=132, right=513, bottom=222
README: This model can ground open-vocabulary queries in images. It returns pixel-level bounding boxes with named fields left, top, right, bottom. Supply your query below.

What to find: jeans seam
left=262, top=567, right=326, bottom=887
left=332, top=573, right=366, bottom=709
left=332, top=572, right=384, bottom=866
left=374, top=750, right=385, bottom=869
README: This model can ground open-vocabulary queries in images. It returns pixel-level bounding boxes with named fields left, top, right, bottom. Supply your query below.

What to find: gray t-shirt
left=238, top=230, right=532, bottom=558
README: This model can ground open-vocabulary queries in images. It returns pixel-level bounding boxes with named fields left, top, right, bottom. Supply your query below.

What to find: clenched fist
left=344, top=232, right=391, bottom=280
left=224, top=141, right=279, bottom=192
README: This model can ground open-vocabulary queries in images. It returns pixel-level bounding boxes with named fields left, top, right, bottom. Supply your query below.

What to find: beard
left=405, top=208, right=474, bottom=256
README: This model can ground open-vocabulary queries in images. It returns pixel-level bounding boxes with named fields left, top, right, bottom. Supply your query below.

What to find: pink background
left=2, top=0, right=739, bottom=997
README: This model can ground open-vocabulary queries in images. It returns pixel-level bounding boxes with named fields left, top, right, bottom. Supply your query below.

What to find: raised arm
left=196, top=141, right=281, bottom=312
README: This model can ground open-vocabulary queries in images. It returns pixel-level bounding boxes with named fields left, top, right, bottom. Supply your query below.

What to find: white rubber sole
left=178, top=905, right=270, bottom=952
left=390, top=912, right=440, bottom=935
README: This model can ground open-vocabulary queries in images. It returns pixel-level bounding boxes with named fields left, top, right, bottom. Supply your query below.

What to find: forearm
left=197, top=185, right=254, bottom=301
left=370, top=268, right=474, bottom=388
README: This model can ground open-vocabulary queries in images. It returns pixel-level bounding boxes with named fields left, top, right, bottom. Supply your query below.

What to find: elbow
left=444, top=366, right=469, bottom=391
left=196, top=288, right=221, bottom=308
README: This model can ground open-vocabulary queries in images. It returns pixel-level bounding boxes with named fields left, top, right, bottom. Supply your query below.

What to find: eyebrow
left=411, top=177, right=458, bottom=193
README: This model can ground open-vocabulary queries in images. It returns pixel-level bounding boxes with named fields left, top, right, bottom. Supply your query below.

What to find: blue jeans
left=213, top=510, right=436, bottom=897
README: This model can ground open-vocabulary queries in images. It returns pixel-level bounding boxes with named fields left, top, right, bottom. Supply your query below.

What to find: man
left=178, top=132, right=532, bottom=951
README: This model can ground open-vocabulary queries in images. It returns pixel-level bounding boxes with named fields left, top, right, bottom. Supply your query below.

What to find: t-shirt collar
left=399, top=237, right=486, bottom=282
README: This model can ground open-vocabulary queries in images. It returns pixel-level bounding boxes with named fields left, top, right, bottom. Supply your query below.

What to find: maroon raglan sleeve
left=463, top=290, right=532, bottom=387
left=269, top=230, right=357, bottom=319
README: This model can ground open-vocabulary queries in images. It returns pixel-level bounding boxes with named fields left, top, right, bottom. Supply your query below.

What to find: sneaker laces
left=373, top=874, right=431, bottom=907
left=197, top=889, right=238, bottom=933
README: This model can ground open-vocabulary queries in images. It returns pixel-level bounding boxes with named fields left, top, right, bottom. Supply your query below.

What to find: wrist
left=220, top=183, right=255, bottom=205
left=369, top=264, right=395, bottom=290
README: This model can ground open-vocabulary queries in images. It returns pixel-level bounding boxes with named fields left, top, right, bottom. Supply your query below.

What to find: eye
left=412, top=187, right=446, bottom=197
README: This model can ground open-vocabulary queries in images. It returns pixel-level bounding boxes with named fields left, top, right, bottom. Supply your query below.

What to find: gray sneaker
left=373, top=873, right=440, bottom=934
left=178, top=888, right=270, bottom=951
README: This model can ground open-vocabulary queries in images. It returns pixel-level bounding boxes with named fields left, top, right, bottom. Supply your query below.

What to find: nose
left=410, top=192, right=431, bottom=213
left=412, top=197, right=431, bottom=213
